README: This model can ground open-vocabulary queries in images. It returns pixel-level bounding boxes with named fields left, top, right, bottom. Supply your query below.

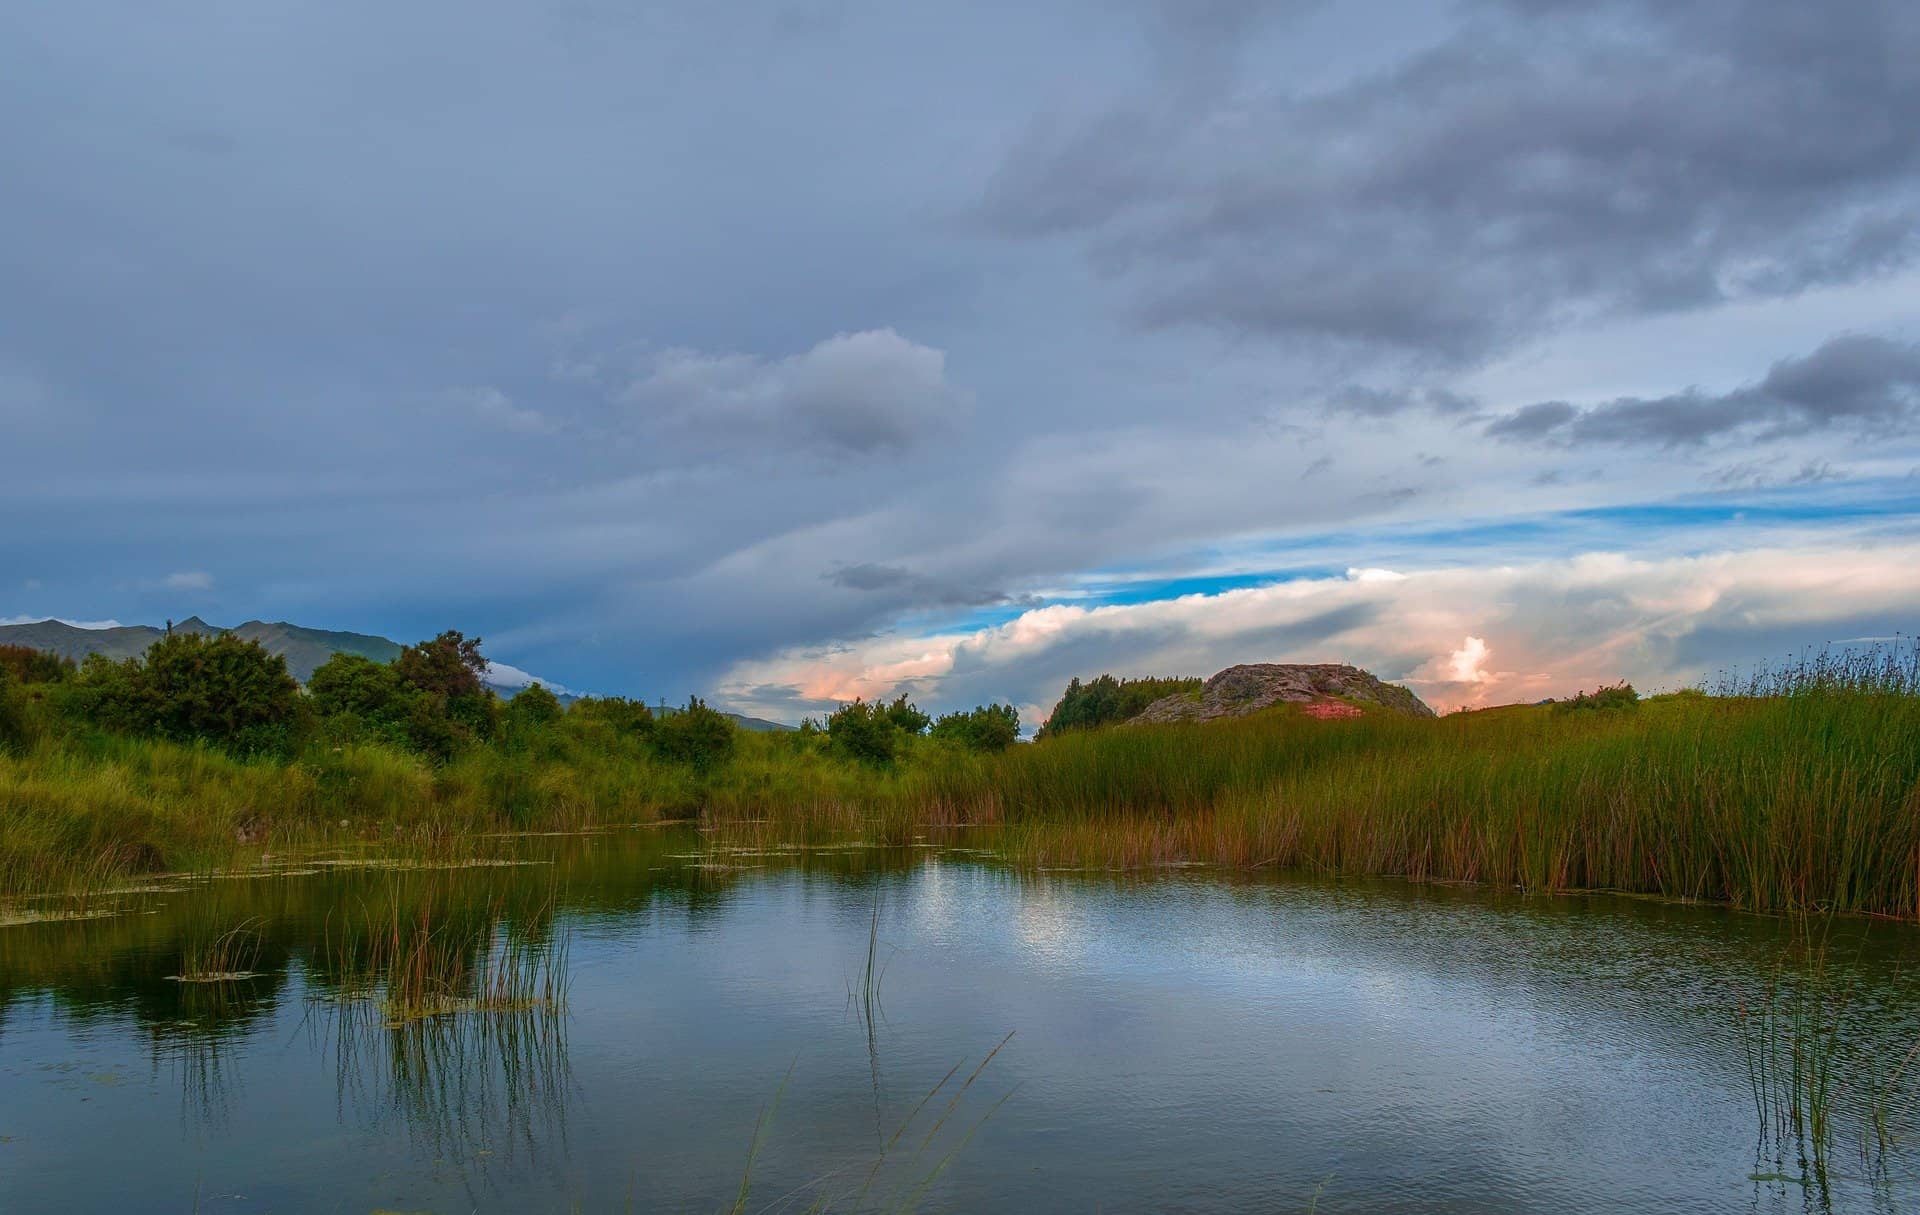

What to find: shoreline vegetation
left=2, top=632, right=1918, bottom=920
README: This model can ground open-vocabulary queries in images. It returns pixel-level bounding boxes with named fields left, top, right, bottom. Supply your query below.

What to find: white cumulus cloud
left=718, top=541, right=1920, bottom=720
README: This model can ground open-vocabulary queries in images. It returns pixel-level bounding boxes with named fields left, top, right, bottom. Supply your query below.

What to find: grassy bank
left=4, top=646, right=1920, bottom=919
left=968, top=689, right=1920, bottom=917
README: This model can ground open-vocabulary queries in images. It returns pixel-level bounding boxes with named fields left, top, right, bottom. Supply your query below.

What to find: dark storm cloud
left=979, top=1, right=1920, bottom=361
left=4, top=1, right=1917, bottom=716
left=1486, top=335, right=1920, bottom=447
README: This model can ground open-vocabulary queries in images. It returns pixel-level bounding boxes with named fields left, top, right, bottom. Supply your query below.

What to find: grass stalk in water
left=727, top=1032, right=1015, bottom=1214
left=1737, top=918, right=1920, bottom=1185
left=317, top=874, right=568, bottom=1024
left=170, top=917, right=263, bottom=982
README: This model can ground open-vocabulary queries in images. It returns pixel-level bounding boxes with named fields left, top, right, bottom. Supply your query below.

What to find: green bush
left=60, top=633, right=303, bottom=753
left=930, top=703, right=1021, bottom=752
left=307, top=652, right=424, bottom=749
left=139, top=632, right=305, bottom=752
left=826, top=699, right=900, bottom=766
left=309, top=652, right=411, bottom=721
left=569, top=695, right=654, bottom=738
left=0, top=644, right=74, bottom=685
left=1553, top=682, right=1640, bottom=713
left=1037, top=674, right=1203, bottom=737
left=879, top=694, right=930, bottom=736
left=0, top=666, right=33, bottom=754
left=61, top=653, right=146, bottom=733
left=395, top=630, right=498, bottom=741
left=652, top=696, right=737, bottom=773
left=506, top=683, right=563, bottom=733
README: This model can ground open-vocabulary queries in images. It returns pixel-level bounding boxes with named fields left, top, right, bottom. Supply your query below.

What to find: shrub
left=652, top=696, right=737, bottom=773
left=136, top=632, right=305, bottom=751
left=0, top=666, right=33, bottom=754
left=506, top=683, right=563, bottom=732
left=61, top=653, right=146, bottom=732
left=0, top=644, right=74, bottom=685
left=309, top=652, right=411, bottom=720
left=307, top=651, right=433, bottom=752
left=569, top=695, right=654, bottom=738
left=1037, top=674, right=1203, bottom=737
left=396, top=630, right=497, bottom=740
left=880, top=694, right=930, bottom=736
left=825, top=699, right=900, bottom=765
left=1553, top=682, right=1640, bottom=714
left=930, top=703, right=1021, bottom=752
left=62, top=633, right=305, bottom=753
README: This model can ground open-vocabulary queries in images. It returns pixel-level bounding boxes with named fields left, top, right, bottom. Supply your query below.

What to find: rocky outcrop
left=1130, top=663, right=1434, bottom=724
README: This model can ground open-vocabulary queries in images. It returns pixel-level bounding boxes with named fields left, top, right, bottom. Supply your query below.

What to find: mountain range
left=0, top=617, right=791, bottom=731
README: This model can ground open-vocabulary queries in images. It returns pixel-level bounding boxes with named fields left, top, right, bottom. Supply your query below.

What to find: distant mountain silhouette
left=0, top=617, right=397, bottom=682
left=0, top=617, right=790, bottom=730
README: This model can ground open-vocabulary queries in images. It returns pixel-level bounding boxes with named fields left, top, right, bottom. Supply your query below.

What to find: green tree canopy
left=506, top=683, right=563, bottom=732
left=0, top=644, right=74, bottom=685
left=308, top=652, right=411, bottom=722
left=0, top=664, right=32, bottom=754
left=1036, top=674, right=1203, bottom=738
left=879, top=694, right=930, bottom=736
left=395, top=630, right=497, bottom=741
left=568, top=695, right=654, bottom=738
left=929, top=703, right=1020, bottom=752
left=652, top=696, right=737, bottom=773
left=826, top=699, right=900, bottom=765
left=66, top=632, right=304, bottom=752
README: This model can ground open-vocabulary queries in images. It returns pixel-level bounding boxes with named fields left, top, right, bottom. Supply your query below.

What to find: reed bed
left=313, top=873, right=569, bottom=1024
left=4, top=644, right=1918, bottom=919
left=1737, top=918, right=1920, bottom=1191
left=943, top=684, right=1920, bottom=919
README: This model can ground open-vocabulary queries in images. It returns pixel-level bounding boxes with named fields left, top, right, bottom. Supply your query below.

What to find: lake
left=1, top=829, right=1916, bottom=1213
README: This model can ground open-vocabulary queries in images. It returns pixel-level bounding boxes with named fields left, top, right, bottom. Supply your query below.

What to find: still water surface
left=1, top=830, right=1917, bottom=1213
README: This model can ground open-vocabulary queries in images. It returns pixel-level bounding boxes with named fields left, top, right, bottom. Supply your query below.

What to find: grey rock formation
left=1131, top=663, right=1434, bottom=723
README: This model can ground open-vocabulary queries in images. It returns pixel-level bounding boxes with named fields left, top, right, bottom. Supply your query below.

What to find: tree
left=395, top=630, right=488, bottom=700
left=569, top=695, right=654, bottom=739
left=62, top=653, right=145, bottom=733
left=880, top=694, right=930, bottom=736
left=0, top=644, right=74, bottom=685
left=1036, top=673, right=1202, bottom=737
left=308, top=653, right=411, bottom=722
left=0, top=665, right=32, bottom=754
left=826, top=699, right=899, bottom=766
left=652, top=696, right=736, bottom=773
left=71, top=632, right=303, bottom=751
left=307, top=652, right=433, bottom=750
left=930, top=703, right=1020, bottom=752
left=395, top=630, right=497, bottom=741
left=506, top=683, right=562, bottom=732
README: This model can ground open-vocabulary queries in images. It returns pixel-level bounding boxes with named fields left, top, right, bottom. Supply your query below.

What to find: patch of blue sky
left=873, top=479, right=1919, bottom=637
left=1068, top=570, right=1350, bottom=606
left=1049, top=480, right=1920, bottom=610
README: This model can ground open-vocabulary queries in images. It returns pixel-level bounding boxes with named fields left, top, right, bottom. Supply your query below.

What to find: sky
left=3, top=0, right=1919, bottom=726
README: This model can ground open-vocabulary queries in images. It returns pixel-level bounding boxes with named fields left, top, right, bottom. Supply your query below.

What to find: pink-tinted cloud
left=719, top=541, right=1920, bottom=722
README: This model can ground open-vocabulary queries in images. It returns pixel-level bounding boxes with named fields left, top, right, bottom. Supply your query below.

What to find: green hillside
left=0, top=617, right=788, bottom=730
left=0, top=617, right=399, bottom=683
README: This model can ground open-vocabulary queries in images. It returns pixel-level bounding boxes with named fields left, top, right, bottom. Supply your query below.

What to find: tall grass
left=5, top=644, right=1919, bottom=919
left=964, top=686, right=1920, bottom=917
left=1737, top=917, right=1920, bottom=1188
left=316, top=873, right=568, bottom=1023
